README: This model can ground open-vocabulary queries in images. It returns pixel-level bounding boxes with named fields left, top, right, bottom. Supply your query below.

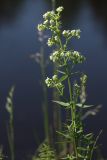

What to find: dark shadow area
left=0, top=0, right=25, bottom=23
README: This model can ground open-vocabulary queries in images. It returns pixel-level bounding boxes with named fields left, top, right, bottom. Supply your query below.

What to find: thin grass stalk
left=40, top=45, right=50, bottom=143
left=6, top=87, right=15, bottom=160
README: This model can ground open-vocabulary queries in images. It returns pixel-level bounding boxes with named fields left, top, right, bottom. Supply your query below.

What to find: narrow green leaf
left=53, top=100, right=70, bottom=107
left=59, top=75, right=68, bottom=82
left=76, top=103, right=94, bottom=108
left=57, top=70, right=65, bottom=74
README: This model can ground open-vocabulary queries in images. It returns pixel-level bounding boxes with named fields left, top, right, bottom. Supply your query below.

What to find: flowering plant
left=37, top=6, right=100, bottom=160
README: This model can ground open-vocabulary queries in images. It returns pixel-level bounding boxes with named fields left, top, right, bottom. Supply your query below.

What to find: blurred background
left=0, top=0, right=107, bottom=159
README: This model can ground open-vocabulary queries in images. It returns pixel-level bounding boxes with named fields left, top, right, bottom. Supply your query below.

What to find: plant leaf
left=59, top=75, right=68, bottom=82
left=76, top=103, right=94, bottom=108
left=57, top=70, right=65, bottom=74
left=53, top=100, right=70, bottom=107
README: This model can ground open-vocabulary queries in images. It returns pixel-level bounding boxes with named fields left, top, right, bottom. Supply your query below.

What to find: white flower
left=45, top=77, right=50, bottom=84
left=43, top=20, right=48, bottom=25
left=66, top=51, right=71, bottom=58
left=73, top=51, right=80, bottom=57
left=71, top=51, right=85, bottom=64
left=62, top=29, right=81, bottom=39
left=43, top=11, right=51, bottom=19
left=37, top=24, right=45, bottom=31
left=52, top=75, right=58, bottom=81
left=62, top=30, right=70, bottom=37
left=50, top=19, right=54, bottom=25
left=75, top=29, right=81, bottom=38
left=71, top=29, right=81, bottom=39
left=49, top=51, right=59, bottom=62
left=56, top=6, right=64, bottom=13
left=50, top=55, right=53, bottom=60
left=60, top=52, right=64, bottom=57
left=47, top=38, right=54, bottom=47
left=45, top=77, right=52, bottom=87
left=53, top=51, right=58, bottom=56
left=54, top=36, right=58, bottom=41
left=70, top=30, right=75, bottom=35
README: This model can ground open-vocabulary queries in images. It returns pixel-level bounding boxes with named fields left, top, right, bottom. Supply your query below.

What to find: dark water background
left=0, top=0, right=107, bottom=159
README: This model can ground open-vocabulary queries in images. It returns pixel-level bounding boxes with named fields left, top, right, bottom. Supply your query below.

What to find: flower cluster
left=37, top=6, right=64, bottom=32
left=47, top=36, right=59, bottom=47
left=49, top=50, right=85, bottom=65
left=50, top=50, right=65, bottom=66
left=38, top=6, right=86, bottom=96
left=71, top=51, right=85, bottom=64
left=65, top=51, right=85, bottom=64
left=45, top=75, right=64, bottom=95
left=62, top=29, right=81, bottom=39
left=56, top=6, right=64, bottom=13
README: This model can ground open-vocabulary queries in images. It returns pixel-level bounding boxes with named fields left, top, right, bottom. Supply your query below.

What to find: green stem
left=67, top=77, right=72, bottom=103
left=67, top=72, right=78, bottom=159
left=55, top=16, right=78, bottom=158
